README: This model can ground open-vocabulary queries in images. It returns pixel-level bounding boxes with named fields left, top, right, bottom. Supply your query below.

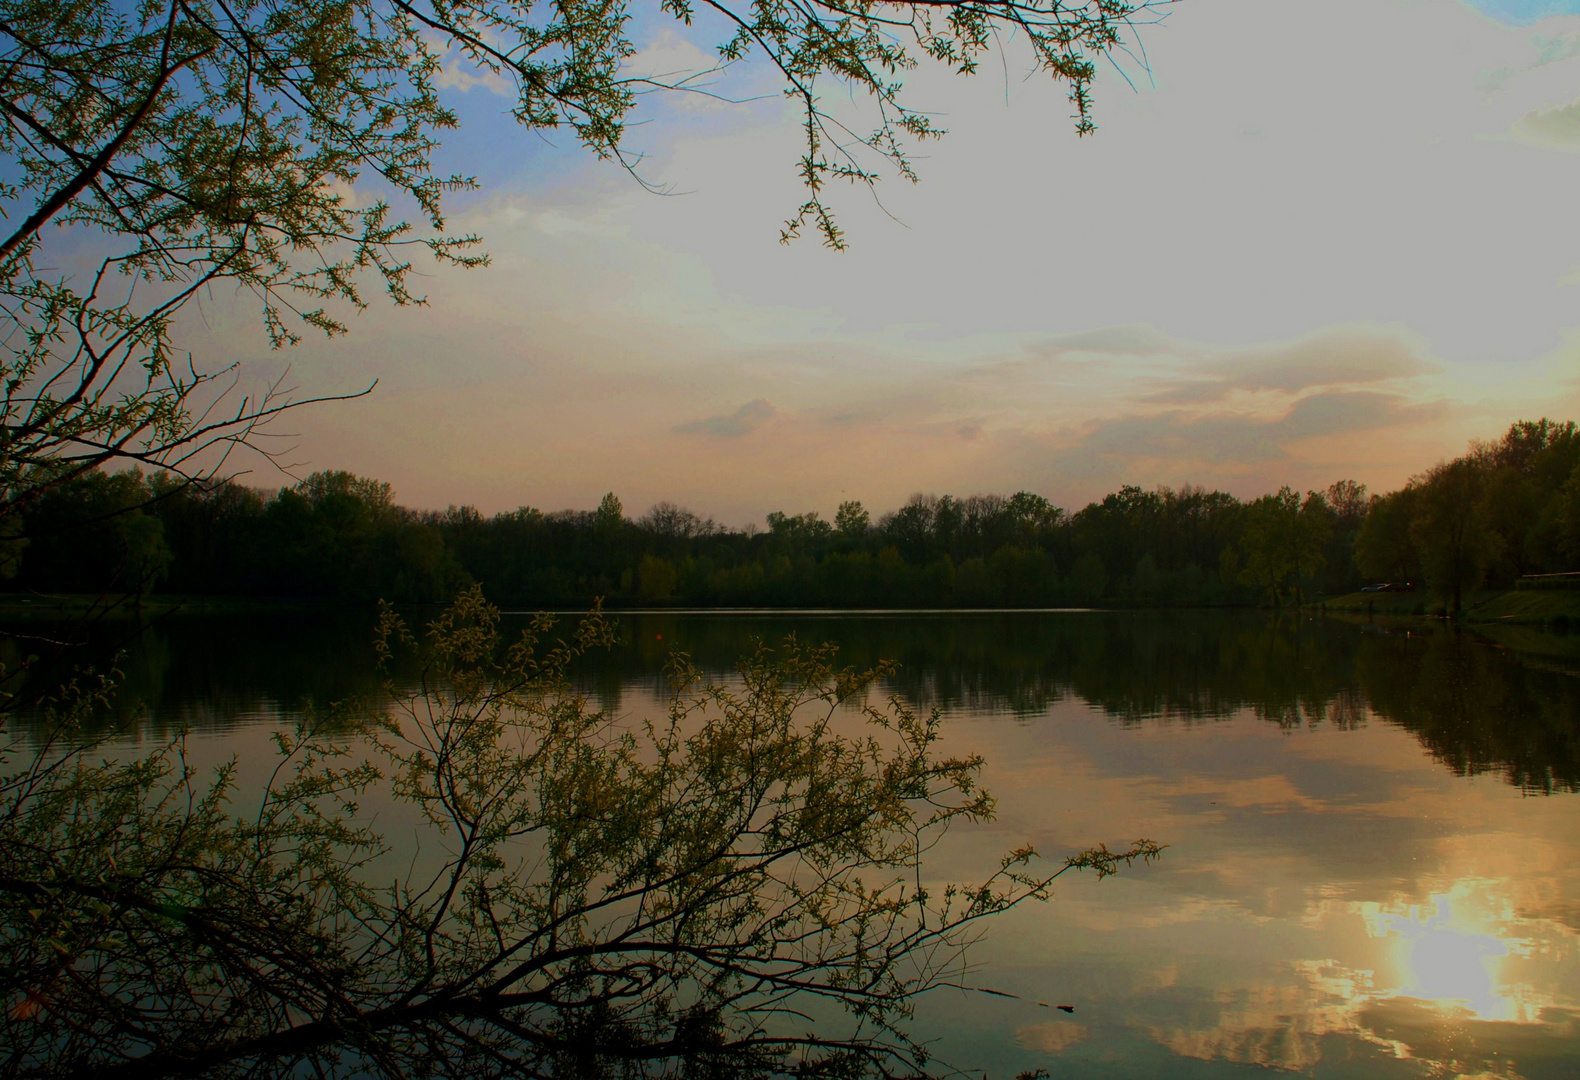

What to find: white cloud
left=674, top=399, right=778, bottom=437
left=431, top=50, right=515, bottom=96
left=620, top=29, right=746, bottom=115
left=1510, top=97, right=1580, bottom=146
left=174, top=0, right=1580, bottom=521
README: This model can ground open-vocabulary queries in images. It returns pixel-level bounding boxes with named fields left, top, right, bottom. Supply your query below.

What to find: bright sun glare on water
left=1364, top=884, right=1541, bottom=1024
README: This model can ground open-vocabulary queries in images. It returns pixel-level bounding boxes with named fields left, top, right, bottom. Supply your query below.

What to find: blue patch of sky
left=1465, top=0, right=1580, bottom=24
left=427, top=90, right=578, bottom=199
left=428, top=5, right=784, bottom=208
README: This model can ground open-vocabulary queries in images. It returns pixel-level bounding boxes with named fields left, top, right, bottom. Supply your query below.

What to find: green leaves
left=0, top=588, right=1159, bottom=1077
left=1237, top=486, right=1332, bottom=608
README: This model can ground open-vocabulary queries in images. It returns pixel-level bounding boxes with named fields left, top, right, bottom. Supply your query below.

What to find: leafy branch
left=0, top=586, right=1160, bottom=1077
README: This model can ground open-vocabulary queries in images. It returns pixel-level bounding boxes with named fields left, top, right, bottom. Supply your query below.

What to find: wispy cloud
left=431, top=55, right=514, bottom=96
left=186, top=0, right=1580, bottom=523
left=1068, top=390, right=1444, bottom=471
left=674, top=399, right=778, bottom=437
left=1031, top=325, right=1180, bottom=360
left=1511, top=97, right=1580, bottom=148
left=1145, top=329, right=1436, bottom=406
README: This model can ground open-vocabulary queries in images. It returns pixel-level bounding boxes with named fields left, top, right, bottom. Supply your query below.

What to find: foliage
left=595, top=492, right=626, bottom=536
left=28, top=411, right=1580, bottom=613
left=835, top=501, right=870, bottom=537
left=0, top=587, right=1160, bottom=1077
left=637, top=551, right=680, bottom=601
left=1234, top=487, right=1331, bottom=607
left=11, top=469, right=465, bottom=602
left=0, top=0, right=470, bottom=514
left=8, top=468, right=171, bottom=596
left=35, top=416, right=1580, bottom=614
left=1355, top=418, right=1580, bottom=611
left=4, top=467, right=1391, bottom=606
left=1409, top=459, right=1494, bottom=615
left=1353, top=485, right=1419, bottom=585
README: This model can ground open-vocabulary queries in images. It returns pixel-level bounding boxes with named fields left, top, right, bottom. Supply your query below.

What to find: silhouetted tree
left=835, top=500, right=871, bottom=537
left=1235, top=487, right=1329, bottom=606
left=1355, top=486, right=1421, bottom=586
left=1411, top=460, right=1496, bottom=615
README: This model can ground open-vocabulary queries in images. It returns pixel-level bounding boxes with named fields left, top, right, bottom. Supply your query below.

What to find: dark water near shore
left=8, top=608, right=1580, bottom=1078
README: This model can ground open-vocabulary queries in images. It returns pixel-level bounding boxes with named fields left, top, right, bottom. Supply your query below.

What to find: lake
left=11, top=607, right=1580, bottom=1079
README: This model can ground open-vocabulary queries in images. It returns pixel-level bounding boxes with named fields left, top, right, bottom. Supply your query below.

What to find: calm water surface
left=15, top=609, right=1580, bottom=1079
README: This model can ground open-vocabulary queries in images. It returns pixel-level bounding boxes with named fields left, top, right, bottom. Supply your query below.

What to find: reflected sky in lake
left=923, top=683, right=1580, bottom=1079
left=8, top=609, right=1578, bottom=1077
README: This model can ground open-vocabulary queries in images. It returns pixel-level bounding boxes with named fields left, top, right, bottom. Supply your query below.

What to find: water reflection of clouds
left=1133, top=950, right=1574, bottom=1076
left=951, top=691, right=1580, bottom=1078
left=1212, top=878, right=1572, bottom=1070
left=1014, top=1018, right=1087, bottom=1053
left=1126, top=877, right=1578, bottom=1074
left=1365, top=890, right=1524, bottom=1023
left=1143, top=961, right=1373, bottom=1071
left=39, top=612, right=1580, bottom=1078
left=1078, top=907, right=1575, bottom=1076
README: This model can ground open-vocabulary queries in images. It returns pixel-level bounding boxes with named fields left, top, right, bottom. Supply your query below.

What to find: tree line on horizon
left=9, top=419, right=1579, bottom=612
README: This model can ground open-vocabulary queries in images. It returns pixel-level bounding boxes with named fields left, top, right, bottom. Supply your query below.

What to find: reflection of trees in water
left=595, top=613, right=1580, bottom=793
left=1062, top=615, right=1359, bottom=727
left=8, top=610, right=1578, bottom=792
left=1356, top=627, right=1580, bottom=794
left=604, top=612, right=1338, bottom=722
left=3, top=612, right=391, bottom=738
left=597, top=613, right=1080, bottom=717
left=576, top=615, right=1580, bottom=794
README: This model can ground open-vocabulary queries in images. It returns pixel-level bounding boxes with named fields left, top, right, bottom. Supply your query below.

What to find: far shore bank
left=0, top=594, right=342, bottom=620
left=5, top=589, right=1580, bottom=630
left=1321, top=585, right=1580, bottom=627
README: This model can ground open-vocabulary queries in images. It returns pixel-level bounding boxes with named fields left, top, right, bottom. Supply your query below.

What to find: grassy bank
left=1321, top=587, right=1580, bottom=626
left=0, top=593, right=340, bottom=620
left=1464, top=588, right=1580, bottom=626
left=1323, top=591, right=1441, bottom=618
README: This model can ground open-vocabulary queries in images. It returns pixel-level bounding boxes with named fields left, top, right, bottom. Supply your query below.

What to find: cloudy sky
left=193, top=0, right=1580, bottom=524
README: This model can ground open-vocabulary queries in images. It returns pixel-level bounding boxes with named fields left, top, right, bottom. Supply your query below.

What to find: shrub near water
left=0, top=587, right=1157, bottom=1079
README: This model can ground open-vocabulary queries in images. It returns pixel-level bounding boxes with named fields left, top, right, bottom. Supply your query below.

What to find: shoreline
left=6, top=589, right=1580, bottom=630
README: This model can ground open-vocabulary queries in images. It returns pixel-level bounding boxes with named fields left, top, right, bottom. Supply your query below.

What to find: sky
left=187, top=0, right=1580, bottom=525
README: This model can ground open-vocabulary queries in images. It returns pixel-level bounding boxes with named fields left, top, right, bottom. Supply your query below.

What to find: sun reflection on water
left=1363, top=890, right=1528, bottom=1021
left=1140, top=879, right=1576, bottom=1075
left=1370, top=884, right=1557, bottom=1020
